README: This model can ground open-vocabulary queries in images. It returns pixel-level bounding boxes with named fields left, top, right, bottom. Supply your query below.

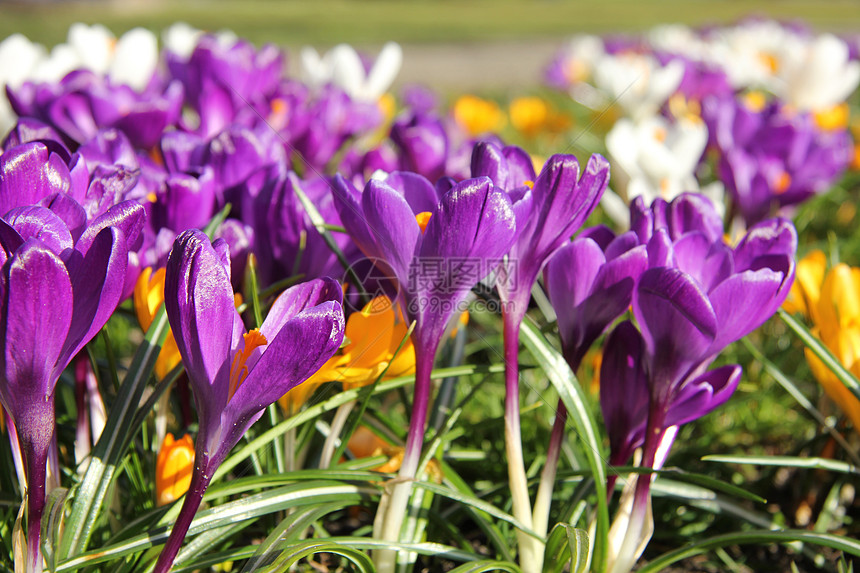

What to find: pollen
left=415, top=211, right=433, bottom=233
left=523, top=180, right=534, bottom=189
left=228, top=329, right=268, bottom=401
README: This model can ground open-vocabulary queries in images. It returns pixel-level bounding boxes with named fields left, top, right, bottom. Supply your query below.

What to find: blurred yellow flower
left=783, top=250, right=826, bottom=323
left=509, top=96, right=550, bottom=137
left=156, top=433, right=194, bottom=507
left=453, top=95, right=506, bottom=137
left=794, top=257, right=860, bottom=430
left=278, top=296, right=415, bottom=414
left=134, top=267, right=182, bottom=380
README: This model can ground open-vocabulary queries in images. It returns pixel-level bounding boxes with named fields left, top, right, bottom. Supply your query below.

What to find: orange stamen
left=774, top=172, right=792, bottom=194
left=415, top=211, right=433, bottom=233
left=228, top=329, right=268, bottom=400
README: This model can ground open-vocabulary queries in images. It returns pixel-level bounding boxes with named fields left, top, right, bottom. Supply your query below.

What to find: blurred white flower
left=603, top=115, right=722, bottom=225
left=592, top=52, right=684, bottom=121
left=778, top=33, right=860, bottom=111
left=300, top=42, right=402, bottom=102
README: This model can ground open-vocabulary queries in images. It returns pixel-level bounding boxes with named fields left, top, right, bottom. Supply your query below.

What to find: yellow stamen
left=758, top=52, right=779, bottom=73
left=523, top=180, right=534, bottom=190
left=270, top=98, right=288, bottom=116
left=653, top=127, right=667, bottom=143
left=228, top=329, right=268, bottom=401
left=146, top=192, right=158, bottom=203
left=742, top=91, right=767, bottom=113
left=415, top=211, right=433, bottom=233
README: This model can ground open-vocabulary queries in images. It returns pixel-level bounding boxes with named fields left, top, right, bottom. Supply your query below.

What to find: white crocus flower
left=0, top=34, right=47, bottom=134
left=592, top=52, right=684, bottom=121
left=162, top=22, right=205, bottom=60
left=603, top=115, right=721, bottom=226
left=777, top=33, right=860, bottom=111
left=109, top=28, right=159, bottom=90
left=300, top=42, right=402, bottom=102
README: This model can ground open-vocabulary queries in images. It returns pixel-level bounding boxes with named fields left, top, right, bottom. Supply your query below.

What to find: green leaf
left=778, top=308, right=860, bottom=401
left=414, top=481, right=541, bottom=540
left=637, top=529, right=860, bottom=573
left=702, top=455, right=860, bottom=475
left=543, top=523, right=589, bottom=573
left=447, top=560, right=523, bottom=573
left=520, top=319, right=608, bottom=571
left=56, top=481, right=375, bottom=571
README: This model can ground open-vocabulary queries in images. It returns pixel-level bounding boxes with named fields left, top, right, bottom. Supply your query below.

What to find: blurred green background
left=2, top=0, right=859, bottom=49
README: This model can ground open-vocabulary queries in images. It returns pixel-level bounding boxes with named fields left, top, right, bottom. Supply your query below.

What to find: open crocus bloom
left=300, top=42, right=403, bottom=103
left=155, top=229, right=345, bottom=573
left=164, top=229, right=345, bottom=466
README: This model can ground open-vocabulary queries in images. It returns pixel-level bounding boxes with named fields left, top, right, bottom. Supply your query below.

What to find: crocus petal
left=707, top=267, right=786, bottom=353
left=733, top=217, right=798, bottom=272
left=38, top=193, right=88, bottom=242
left=165, top=230, right=237, bottom=414
left=363, top=42, right=403, bottom=100
left=259, top=277, right=343, bottom=340
left=0, top=142, right=71, bottom=215
left=225, top=301, right=345, bottom=431
left=471, top=141, right=509, bottom=186
left=77, top=201, right=145, bottom=255
left=2, top=240, right=73, bottom=406
left=384, top=172, right=438, bottom=215
left=600, top=321, right=649, bottom=465
left=667, top=365, right=742, bottom=427
left=634, top=267, right=717, bottom=396
left=3, top=206, right=74, bottom=256
left=331, top=174, right=378, bottom=259
left=58, top=226, right=129, bottom=373
left=362, top=179, right=420, bottom=283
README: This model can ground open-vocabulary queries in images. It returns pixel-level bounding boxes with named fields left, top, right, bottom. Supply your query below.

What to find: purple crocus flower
left=470, top=141, right=608, bottom=561
left=599, top=193, right=796, bottom=572
left=545, top=225, right=648, bottom=375
left=703, top=95, right=853, bottom=225
left=390, top=109, right=450, bottom=181
left=166, top=35, right=284, bottom=138
left=0, top=199, right=143, bottom=573
left=8, top=70, right=184, bottom=149
left=331, top=170, right=516, bottom=564
left=153, top=229, right=345, bottom=573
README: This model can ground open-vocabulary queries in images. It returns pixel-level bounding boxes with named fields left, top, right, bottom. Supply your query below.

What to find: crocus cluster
left=0, top=17, right=834, bottom=573
left=545, top=18, right=858, bottom=229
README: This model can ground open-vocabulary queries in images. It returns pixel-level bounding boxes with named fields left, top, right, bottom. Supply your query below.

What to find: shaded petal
left=634, top=267, right=716, bottom=396
left=331, top=174, right=378, bottom=258
left=733, top=217, right=798, bottom=272
left=667, top=365, right=741, bottom=427
left=384, top=171, right=438, bottom=215
left=2, top=241, right=72, bottom=407
left=164, top=230, right=236, bottom=416
left=58, top=227, right=128, bottom=373
left=362, top=178, right=420, bottom=282
left=3, top=206, right=73, bottom=256
left=600, top=321, right=649, bottom=465
left=77, top=201, right=145, bottom=254
left=666, top=192, right=724, bottom=242
left=470, top=141, right=508, bottom=185
left=38, top=193, right=88, bottom=242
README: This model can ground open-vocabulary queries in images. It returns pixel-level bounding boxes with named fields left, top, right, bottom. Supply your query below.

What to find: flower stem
left=320, top=401, right=355, bottom=469
left=502, top=312, right=541, bottom=573
left=532, top=400, right=566, bottom=539
left=152, top=457, right=214, bottom=573
left=374, top=341, right=436, bottom=573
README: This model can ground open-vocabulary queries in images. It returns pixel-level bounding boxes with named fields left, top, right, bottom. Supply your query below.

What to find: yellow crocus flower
left=453, top=95, right=506, bottom=137
left=278, top=296, right=416, bottom=413
left=134, top=267, right=182, bottom=380
left=783, top=250, right=826, bottom=323
left=806, top=263, right=860, bottom=429
left=156, top=433, right=194, bottom=506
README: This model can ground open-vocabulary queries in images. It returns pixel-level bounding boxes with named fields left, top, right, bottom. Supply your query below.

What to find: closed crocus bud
left=156, top=433, right=194, bottom=507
